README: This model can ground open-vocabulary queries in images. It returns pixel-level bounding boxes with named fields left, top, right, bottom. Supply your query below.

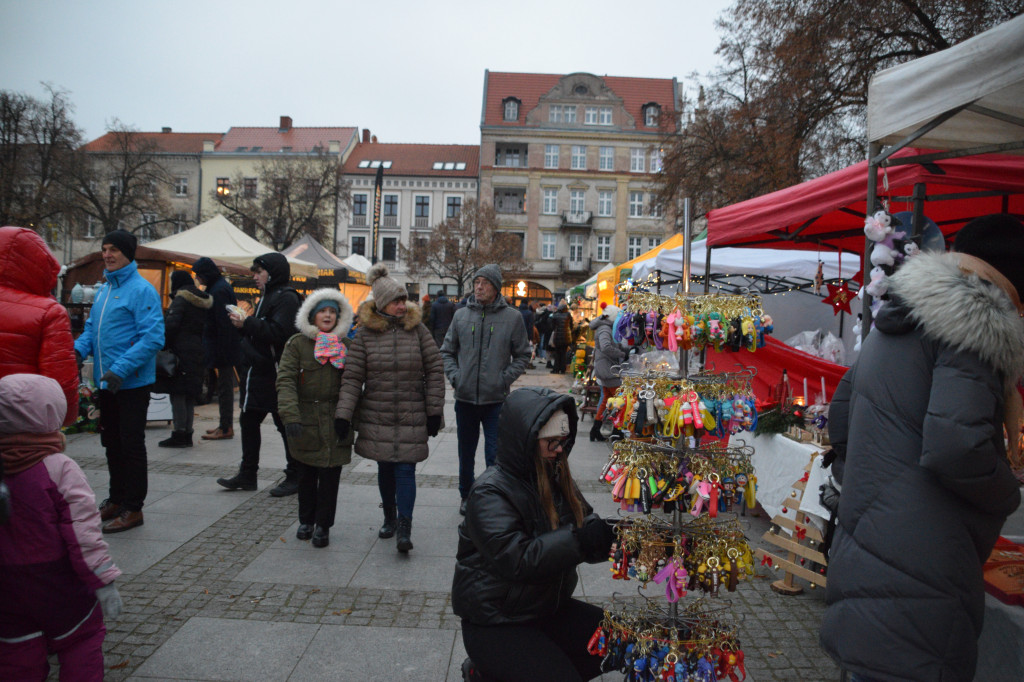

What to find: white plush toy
left=869, top=244, right=897, bottom=267
left=864, top=210, right=892, bottom=242
left=864, top=266, right=889, bottom=298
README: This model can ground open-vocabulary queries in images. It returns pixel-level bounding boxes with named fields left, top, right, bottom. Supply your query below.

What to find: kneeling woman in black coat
left=452, top=387, right=615, bottom=682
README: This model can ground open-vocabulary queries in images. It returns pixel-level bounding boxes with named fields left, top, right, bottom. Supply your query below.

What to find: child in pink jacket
left=0, top=374, right=122, bottom=681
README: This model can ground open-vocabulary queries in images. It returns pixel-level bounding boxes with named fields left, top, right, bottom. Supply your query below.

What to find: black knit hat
left=170, top=270, right=193, bottom=294
left=954, top=214, right=1024, bottom=299
left=102, top=229, right=137, bottom=262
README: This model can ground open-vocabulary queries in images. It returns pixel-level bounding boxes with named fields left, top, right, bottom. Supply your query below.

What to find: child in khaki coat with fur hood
left=276, top=289, right=355, bottom=548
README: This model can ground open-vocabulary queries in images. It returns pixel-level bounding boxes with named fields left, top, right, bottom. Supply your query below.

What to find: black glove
left=74, top=350, right=85, bottom=371
left=334, top=418, right=350, bottom=442
left=426, top=414, right=442, bottom=437
left=576, top=514, right=616, bottom=563
left=285, top=423, right=302, bottom=441
left=100, top=371, right=122, bottom=393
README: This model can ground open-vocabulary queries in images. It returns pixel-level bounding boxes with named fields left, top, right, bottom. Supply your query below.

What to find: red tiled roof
left=81, top=131, right=222, bottom=154
left=341, top=142, right=479, bottom=176
left=482, top=71, right=677, bottom=131
left=216, top=126, right=357, bottom=153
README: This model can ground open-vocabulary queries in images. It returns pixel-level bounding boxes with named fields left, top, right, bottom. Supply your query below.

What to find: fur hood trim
left=357, top=299, right=422, bottom=332
left=176, top=287, right=213, bottom=309
left=295, top=288, right=354, bottom=339
left=890, top=251, right=1024, bottom=383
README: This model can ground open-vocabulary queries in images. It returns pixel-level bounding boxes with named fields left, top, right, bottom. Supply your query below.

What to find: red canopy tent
left=705, top=149, right=1024, bottom=254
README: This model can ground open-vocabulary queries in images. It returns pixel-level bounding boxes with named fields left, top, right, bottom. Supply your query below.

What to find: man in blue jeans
left=440, top=264, right=531, bottom=514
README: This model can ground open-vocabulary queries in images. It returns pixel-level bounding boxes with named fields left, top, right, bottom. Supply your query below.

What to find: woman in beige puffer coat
left=334, top=265, right=445, bottom=553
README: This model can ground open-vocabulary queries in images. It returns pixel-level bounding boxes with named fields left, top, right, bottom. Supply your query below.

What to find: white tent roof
left=341, top=253, right=371, bottom=274
left=867, top=14, right=1024, bottom=150
left=145, top=215, right=318, bottom=277
left=632, top=239, right=861, bottom=282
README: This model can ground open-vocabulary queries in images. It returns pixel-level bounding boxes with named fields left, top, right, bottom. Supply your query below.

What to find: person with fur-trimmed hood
left=820, top=214, right=1024, bottom=682
left=275, top=289, right=355, bottom=549
left=333, top=265, right=445, bottom=553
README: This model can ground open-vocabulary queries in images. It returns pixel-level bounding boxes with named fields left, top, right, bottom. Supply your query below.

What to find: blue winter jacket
left=74, top=260, right=165, bottom=390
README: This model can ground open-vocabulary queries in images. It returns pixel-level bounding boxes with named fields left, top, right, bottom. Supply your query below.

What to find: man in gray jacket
left=440, top=264, right=531, bottom=514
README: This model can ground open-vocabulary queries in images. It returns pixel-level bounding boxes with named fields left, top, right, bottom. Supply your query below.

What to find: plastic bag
left=784, top=329, right=846, bottom=366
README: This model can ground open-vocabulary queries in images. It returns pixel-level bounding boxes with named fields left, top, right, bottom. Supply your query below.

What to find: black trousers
left=239, top=408, right=297, bottom=476
left=98, top=385, right=152, bottom=512
left=552, top=344, right=569, bottom=373
left=296, top=461, right=342, bottom=528
left=213, top=365, right=235, bottom=431
left=461, top=598, right=604, bottom=682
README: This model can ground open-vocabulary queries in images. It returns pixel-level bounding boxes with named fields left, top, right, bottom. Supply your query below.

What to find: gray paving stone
left=289, top=625, right=456, bottom=681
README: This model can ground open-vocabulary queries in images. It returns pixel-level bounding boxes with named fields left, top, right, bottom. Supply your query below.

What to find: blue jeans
left=378, top=462, right=417, bottom=519
left=456, top=400, right=502, bottom=499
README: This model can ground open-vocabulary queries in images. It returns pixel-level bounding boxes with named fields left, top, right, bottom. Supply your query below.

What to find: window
left=503, top=98, right=519, bottom=121
left=496, top=145, right=523, bottom=168
left=543, top=188, right=558, bottom=215
left=599, top=146, right=614, bottom=171
left=305, top=179, right=319, bottom=199
left=382, top=237, right=397, bottom=262
left=571, top=145, right=586, bottom=170
left=174, top=176, right=188, bottom=197
left=447, top=196, right=462, bottom=218
left=629, top=191, right=644, bottom=217
left=383, top=194, right=398, bottom=216
left=243, top=177, right=257, bottom=198
left=414, top=195, right=430, bottom=226
left=584, top=107, right=598, bottom=125
left=352, top=193, right=367, bottom=216
left=596, top=235, right=611, bottom=261
left=215, top=177, right=230, bottom=197
left=568, top=234, right=584, bottom=262
left=509, top=231, right=526, bottom=257
left=174, top=213, right=187, bottom=233
left=650, top=150, right=664, bottom=173
left=85, top=215, right=98, bottom=238
left=647, top=236, right=662, bottom=250
left=599, top=107, right=613, bottom=125
left=630, top=149, right=645, bottom=172
left=109, top=179, right=122, bottom=196
left=645, top=105, right=660, bottom=127
left=649, top=196, right=664, bottom=218
left=569, top=190, right=585, bottom=214
left=542, top=233, right=557, bottom=260
left=139, top=214, right=157, bottom=241
left=628, top=236, right=643, bottom=259
left=549, top=105, right=562, bottom=123
left=544, top=144, right=559, bottom=169
left=351, top=235, right=366, bottom=256
left=564, top=106, right=577, bottom=123
left=598, top=190, right=613, bottom=217
left=495, top=189, right=524, bottom=213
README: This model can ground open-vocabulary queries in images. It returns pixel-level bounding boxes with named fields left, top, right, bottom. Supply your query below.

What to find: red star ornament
left=823, top=281, right=853, bottom=315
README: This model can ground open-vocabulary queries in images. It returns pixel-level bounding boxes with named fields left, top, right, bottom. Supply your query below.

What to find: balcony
left=351, top=215, right=366, bottom=227
left=561, top=257, right=591, bottom=274
left=561, top=211, right=593, bottom=229
left=382, top=215, right=398, bottom=228
left=413, top=216, right=430, bottom=228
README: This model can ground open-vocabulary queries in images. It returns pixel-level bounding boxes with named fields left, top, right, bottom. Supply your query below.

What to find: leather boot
left=98, top=499, right=123, bottom=522
left=396, top=516, right=413, bottom=553
left=103, top=509, right=144, bottom=533
left=216, top=467, right=257, bottom=491
left=311, top=526, right=329, bottom=548
left=159, top=431, right=193, bottom=448
left=269, top=470, right=299, bottom=497
left=379, top=505, right=398, bottom=539
left=589, top=419, right=606, bottom=442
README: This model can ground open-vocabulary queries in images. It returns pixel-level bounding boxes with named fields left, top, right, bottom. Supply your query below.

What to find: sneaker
left=103, top=510, right=144, bottom=533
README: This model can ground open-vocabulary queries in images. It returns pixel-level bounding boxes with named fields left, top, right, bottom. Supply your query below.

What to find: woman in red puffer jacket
left=0, top=226, right=79, bottom=426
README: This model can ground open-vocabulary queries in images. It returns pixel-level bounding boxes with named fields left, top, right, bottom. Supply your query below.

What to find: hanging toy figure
left=814, top=260, right=824, bottom=295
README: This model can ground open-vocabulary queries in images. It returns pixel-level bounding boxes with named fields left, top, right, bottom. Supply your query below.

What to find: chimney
left=279, top=116, right=292, bottom=132
left=371, top=135, right=377, bottom=144
left=162, top=127, right=172, bottom=133
left=362, top=129, right=370, bottom=143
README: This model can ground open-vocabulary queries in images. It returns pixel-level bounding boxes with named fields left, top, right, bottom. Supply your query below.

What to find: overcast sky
left=1, top=0, right=731, bottom=146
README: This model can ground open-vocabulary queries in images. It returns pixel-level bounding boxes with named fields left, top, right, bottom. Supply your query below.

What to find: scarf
left=0, top=432, right=65, bottom=474
left=314, top=332, right=346, bottom=369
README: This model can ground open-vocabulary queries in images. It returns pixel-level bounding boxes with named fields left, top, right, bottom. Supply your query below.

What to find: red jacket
left=0, top=226, right=79, bottom=426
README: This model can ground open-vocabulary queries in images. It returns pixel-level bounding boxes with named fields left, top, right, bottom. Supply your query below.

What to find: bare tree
left=66, top=119, right=174, bottom=237
left=0, top=85, right=81, bottom=239
left=209, top=152, right=349, bottom=249
left=400, top=199, right=530, bottom=296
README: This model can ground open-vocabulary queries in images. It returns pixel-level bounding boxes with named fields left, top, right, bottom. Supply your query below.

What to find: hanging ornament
left=813, top=261, right=824, bottom=295
left=823, top=281, right=853, bottom=315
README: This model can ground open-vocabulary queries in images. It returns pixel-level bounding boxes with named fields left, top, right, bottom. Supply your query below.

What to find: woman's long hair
left=534, top=449, right=585, bottom=530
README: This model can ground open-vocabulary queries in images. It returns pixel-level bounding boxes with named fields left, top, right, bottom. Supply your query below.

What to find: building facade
left=337, top=136, right=479, bottom=299
left=479, top=70, right=680, bottom=298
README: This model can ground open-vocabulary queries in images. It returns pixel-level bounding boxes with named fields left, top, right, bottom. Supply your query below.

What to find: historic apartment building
left=479, top=70, right=680, bottom=298
left=336, top=135, right=480, bottom=299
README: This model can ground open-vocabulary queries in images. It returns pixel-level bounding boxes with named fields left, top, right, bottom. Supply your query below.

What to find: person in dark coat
left=534, top=304, right=552, bottom=362
left=588, top=304, right=625, bottom=442
left=216, top=253, right=302, bottom=497
left=191, top=256, right=242, bottom=441
left=452, top=387, right=615, bottom=682
left=157, top=270, right=212, bottom=448
left=548, top=301, right=574, bottom=374
left=820, top=214, right=1024, bottom=682
left=518, top=300, right=535, bottom=367
left=429, top=293, right=455, bottom=348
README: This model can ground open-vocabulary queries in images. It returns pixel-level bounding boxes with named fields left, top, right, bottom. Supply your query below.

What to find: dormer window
left=503, top=97, right=521, bottom=121
left=644, top=104, right=661, bottom=127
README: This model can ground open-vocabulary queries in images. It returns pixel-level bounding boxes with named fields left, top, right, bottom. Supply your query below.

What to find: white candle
left=803, top=377, right=808, bottom=403
left=821, top=376, right=827, bottom=403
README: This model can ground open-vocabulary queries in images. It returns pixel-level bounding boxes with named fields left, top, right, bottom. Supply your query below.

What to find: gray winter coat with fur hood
left=276, top=289, right=355, bottom=468
left=335, top=300, right=445, bottom=463
left=820, top=251, right=1023, bottom=682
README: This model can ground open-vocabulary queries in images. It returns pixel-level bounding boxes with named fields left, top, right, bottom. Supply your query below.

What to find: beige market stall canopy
left=145, top=215, right=319, bottom=278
